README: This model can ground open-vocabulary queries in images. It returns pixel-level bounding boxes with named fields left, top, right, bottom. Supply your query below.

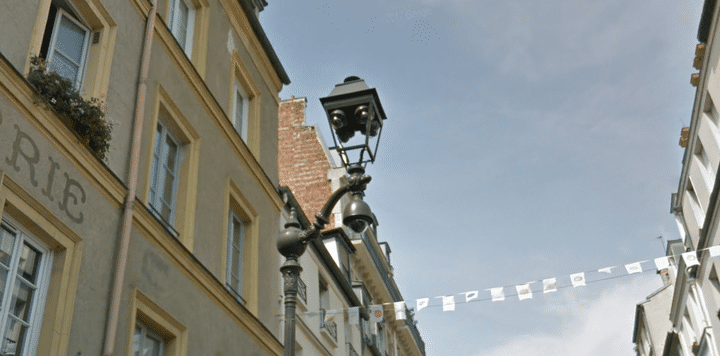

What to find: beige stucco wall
left=0, top=0, right=286, bottom=354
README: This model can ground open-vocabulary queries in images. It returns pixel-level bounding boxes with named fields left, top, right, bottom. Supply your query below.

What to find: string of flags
left=293, top=245, right=720, bottom=324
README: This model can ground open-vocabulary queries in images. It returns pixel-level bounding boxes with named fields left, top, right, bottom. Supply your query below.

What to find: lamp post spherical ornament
left=277, top=210, right=307, bottom=260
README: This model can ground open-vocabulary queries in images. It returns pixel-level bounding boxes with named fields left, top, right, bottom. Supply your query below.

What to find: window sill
left=225, top=284, right=246, bottom=305
left=148, top=205, right=179, bottom=239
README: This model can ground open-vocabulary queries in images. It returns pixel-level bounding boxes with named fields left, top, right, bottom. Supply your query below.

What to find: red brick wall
left=278, top=97, right=335, bottom=227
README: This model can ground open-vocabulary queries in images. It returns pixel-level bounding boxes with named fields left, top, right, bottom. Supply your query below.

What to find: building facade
left=636, top=1, right=720, bottom=355
left=0, top=0, right=290, bottom=355
left=633, top=240, right=683, bottom=356
left=278, top=97, right=426, bottom=356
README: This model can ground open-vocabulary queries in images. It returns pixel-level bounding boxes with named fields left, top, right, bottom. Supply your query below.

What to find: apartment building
left=636, top=1, right=720, bottom=355
left=0, top=0, right=289, bottom=355
left=278, top=97, right=426, bottom=356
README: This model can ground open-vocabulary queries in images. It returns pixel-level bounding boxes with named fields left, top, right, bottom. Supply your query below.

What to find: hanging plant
left=26, top=56, right=112, bottom=161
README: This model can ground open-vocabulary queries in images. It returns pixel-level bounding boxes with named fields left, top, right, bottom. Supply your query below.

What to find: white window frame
left=687, top=181, right=706, bottom=228
left=695, top=140, right=715, bottom=192
left=0, top=218, right=53, bottom=356
left=225, top=209, right=245, bottom=300
left=168, top=0, right=195, bottom=58
left=232, top=80, right=249, bottom=142
left=46, top=7, right=91, bottom=89
left=149, top=121, right=182, bottom=226
left=319, top=277, right=329, bottom=311
left=133, top=322, right=165, bottom=356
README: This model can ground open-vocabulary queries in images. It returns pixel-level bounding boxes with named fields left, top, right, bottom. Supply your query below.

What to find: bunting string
left=277, top=245, right=720, bottom=322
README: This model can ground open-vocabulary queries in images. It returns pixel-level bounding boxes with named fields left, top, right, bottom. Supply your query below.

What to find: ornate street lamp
left=278, top=76, right=387, bottom=356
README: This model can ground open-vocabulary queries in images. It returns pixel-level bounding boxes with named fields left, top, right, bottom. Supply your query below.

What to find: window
left=687, top=183, right=705, bottom=228
left=695, top=139, right=715, bottom=191
left=232, top=80, right=249, bottom=142
left=225, top=209, right=245, bottom=299
left=40, top=3, right=91, bottom=89
left=709, top=266, right=720, bottom=316
left=229, top=51, right=260, bottom=154
left=146, top=88, right=200, bottom=247
left=223, top=180, right=257, bottom=307
left=319, top=277, right=329, bottom=312
left=129, top=290, right=187, bottom=356
left=376, top=321, right=385, bottom=352
left=0, top=220, right=52, bottom=356
left=322, top=234, right=352, bottom=283
left=149, top=118, right=182, bottom=227
left=32, top=0, right=116, bottom=97
left=168, top=0, right=196, bottom=57
left=704, top=96, right=720, bottom=145
left=133, top=322, right=165, bottom=356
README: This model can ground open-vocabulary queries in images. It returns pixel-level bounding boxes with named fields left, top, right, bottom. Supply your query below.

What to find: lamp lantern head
left=320, top=76, right=387, bottom=168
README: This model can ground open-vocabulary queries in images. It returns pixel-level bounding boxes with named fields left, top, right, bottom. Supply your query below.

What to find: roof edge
left=239, top=0, right=291, bottom=85
left=698, top=0, right=717, bottom=42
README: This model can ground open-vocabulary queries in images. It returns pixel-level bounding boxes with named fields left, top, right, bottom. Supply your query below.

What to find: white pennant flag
left=516, top=284, right=532, bottom=300
left=438, top=295, right=455, bottom=311
left=654, top=256, right=670, bottom=270
left=683, top=252, right=700, bottom=267
left=625, top=262, right=643, bottom=274
left=416, top=298, right=429, bottom=311
left=394, top=302, right=406, bottom=320
left=463, top=291, right=479, bottom=303
left=369, top=305, right=383, bottom=323
left=490, top=287, right=505, bottom=302
left=598, top=266, right=614, bottom=274
left=543, top=278, right=557, bottom=294
left=570, top=273, right=586, bottom=287
left=709, top=246, right=720, bottom=257
left=348, top=307, right=360, bottom=325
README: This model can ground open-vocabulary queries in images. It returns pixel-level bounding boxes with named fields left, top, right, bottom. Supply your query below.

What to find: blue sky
left=262, top=1, right=704, bottom=354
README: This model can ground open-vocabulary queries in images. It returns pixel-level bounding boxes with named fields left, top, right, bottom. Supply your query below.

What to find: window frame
left=232, top=79, right=250, bottom=142
left=225, top=209, right=245, bottom=301
left=149, top=120, right=182, bottom=228
left=45, top=7, right=91, bottom=89
left=128, top=289, right=188, bottom=356
left=29, top=0, right=117, bottom=99
left=144, top=87, right=200, bottom=249
left=167, top=0, right=196, bottom=58
left=133, top=322, right=166, bottom=356
left=228, top=51, right=261, bottom=155
left=223, top=180, right=257, bottom=310
left=695, top=139, right=715, bottom=193
left=0, top=217, right=53, bottom=356
left=319, top=276, right=329, bottom=312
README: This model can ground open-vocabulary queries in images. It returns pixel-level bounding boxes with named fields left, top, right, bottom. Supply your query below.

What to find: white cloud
left=476, top=276, right=662, bottom=356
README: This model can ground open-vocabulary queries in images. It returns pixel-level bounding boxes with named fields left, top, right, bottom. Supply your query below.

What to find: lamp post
left=277, top=76, right=387, bottom=356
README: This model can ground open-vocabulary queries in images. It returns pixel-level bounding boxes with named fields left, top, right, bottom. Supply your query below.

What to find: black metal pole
left=280, top=258, right=302, bottom=356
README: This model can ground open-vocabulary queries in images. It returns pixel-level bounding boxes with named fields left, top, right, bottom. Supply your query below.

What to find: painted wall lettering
left=42, top=156, right=60, bottom=201
left=59, top=173, right=86, bottom=224
left=5, top=124, right=40, bottom=187
left=3, top=120, right=87, bottom=224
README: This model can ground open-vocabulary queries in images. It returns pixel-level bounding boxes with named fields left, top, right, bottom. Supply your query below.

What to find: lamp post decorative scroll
left=278, top=77, right=386, bottom=356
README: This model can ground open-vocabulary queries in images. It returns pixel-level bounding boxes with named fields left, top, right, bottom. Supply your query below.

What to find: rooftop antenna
left=656, top=235, right=665, bottom=254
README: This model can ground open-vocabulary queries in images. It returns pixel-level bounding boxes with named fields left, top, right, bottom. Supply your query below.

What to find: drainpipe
left=103, top=1, right=156, bottom=355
